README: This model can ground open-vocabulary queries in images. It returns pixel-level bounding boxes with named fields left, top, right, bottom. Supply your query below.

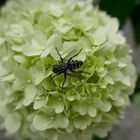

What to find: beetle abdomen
left=68, top=60, right=83, bottom=70
left=53, top=63, right=68, bottom=73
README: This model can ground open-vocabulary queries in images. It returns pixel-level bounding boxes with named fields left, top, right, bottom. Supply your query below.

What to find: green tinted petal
left=23, top=42, right=42, bottom=56
left=113, top=97, right=125, bottom=107
left=1, top=59, right=14, bottom=73
left=73, top=115, right=92, bottom=130
left=33, top=69, right=52, bottom=85
left=104, top=76, right=114, bottom=85
left=106, top=18, right=119, bottom=35
left=48, top=95, right=64, bottom=113
left=93, top=114, right=102, bottom=123
left=91, top=27, right=107, bottom=45
left=11, top=44, right=25, bottom=52
left=33, top=71, right=46, bottom=85
left=23, top=84, right=37, bottom=106
left=110, top=34, right=126, bottom=44
left=93, top=127, right=109, bottom=138
left=72, top=100, right=87, bottom=115
left=33, top=113, right=52, bottom=131
left=13, top=55, right=27, bottom=64
left=78, top=104, right=87, bottom=115
left=5, top=113, right=21, bottom=133
left=2, top=73, right=15, bottom=82
left=0, top=37, right=5, bottom=46
left=53, top=19, right=72, bottom=34
left=121, top=76, right=131, bottom=86
left=49, top=4, right=63, bottom=17
left=66, top=90, right=80, bottom=101
left=99, top=101, right=112, bottom=112
left=88, top=105, right=97, bottom=117
left=64, top=0, right=76, bottom=16
left=13, top=79, right=27, bottom=90
left=86, top=83, right=97, bottom=93
left=55, top=102, right=64, bottom=114
left=14, top=67, right=32, bottom=81
left=23, top=30, right=47, bottom=56
left=5, top=24, right=24, bottom=44
left=33, top=98, right=47, bottom=110
left=42, top=79, right=56, bottom=91
left=54, top=114, right=69, bottom=128
left=33, top=113, right=69, bottom=130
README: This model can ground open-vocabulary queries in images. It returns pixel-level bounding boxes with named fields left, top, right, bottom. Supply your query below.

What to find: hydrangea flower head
left=0, top=0, right=136, bottom=140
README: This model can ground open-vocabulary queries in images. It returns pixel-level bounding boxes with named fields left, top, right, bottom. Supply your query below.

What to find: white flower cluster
left=0, top=0, right=136, bottom=140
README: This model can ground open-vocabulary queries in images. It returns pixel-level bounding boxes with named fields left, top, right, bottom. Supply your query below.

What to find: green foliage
left=93, top=136, right=108, bottom=140
left=131, top=4, right=140, bottom=45
left=133, top=93, right=140, bottom=112
left=0, top=0, right=7, bottom=7
left=99, top=0, right=135, bottom=27
left=98, top=0, right=140, bottom=46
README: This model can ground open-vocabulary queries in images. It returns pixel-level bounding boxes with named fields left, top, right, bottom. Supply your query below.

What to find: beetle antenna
left=68, top=48, right=83, bottom=62
left=56, top=48, right=63, bottom=62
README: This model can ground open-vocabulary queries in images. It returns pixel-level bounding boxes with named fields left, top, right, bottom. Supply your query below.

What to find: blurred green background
left=0, top=0, right=140, bottom=140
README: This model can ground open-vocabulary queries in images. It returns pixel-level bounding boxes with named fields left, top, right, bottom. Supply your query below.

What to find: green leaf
left=0, top=0, right=7, bottom=7
left=0, top=63, right=8, bottom=76
left=133, top=93, right=140, bottom=112
left=99, top=0, right=135, bottom=26
left=131, top=4, right=140, bottom=45
left=93, top=136, right=109, bottom=140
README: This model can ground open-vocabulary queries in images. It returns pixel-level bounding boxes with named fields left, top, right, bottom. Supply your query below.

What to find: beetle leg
left=61, top=72, right=67, bottom=93
left=49, top=72, right=62, bottom=81
left=56, top=48, right=64, bottom=62
left=76, top=70, right=90, bottom=74
left=68, top=48, right=82, bottom=62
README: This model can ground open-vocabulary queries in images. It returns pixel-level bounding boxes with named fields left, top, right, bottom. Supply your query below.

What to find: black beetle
left=51, top=48, right=83, bottom=93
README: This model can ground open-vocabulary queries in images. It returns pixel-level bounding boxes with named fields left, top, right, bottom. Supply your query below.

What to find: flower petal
left=23, top=84, right=37, bottom=106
